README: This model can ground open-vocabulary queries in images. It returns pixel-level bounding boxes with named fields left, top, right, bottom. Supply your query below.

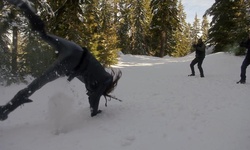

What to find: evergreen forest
left=0, top=0, right=249, bottom=85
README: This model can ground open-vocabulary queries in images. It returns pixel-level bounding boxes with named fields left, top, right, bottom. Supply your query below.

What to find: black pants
left=240, top=58, right=250, bottom=81
left=190, top=57, right=204, bottom=76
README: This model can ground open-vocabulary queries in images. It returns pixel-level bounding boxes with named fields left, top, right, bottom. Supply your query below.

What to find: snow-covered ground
left=1, top=52, right=250, bottom=150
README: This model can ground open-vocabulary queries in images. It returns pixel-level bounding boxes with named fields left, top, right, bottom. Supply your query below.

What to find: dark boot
left=7, top=0, right=45, bottom=33
left=0, top=106, right=9, bottom=121
left=18, top=2, right=45, bottom=33
left=0, top=94, right=32, bottom=121
left=237, top=75, right=246, bottom=84
left=237, top=79, right=246, bottom=84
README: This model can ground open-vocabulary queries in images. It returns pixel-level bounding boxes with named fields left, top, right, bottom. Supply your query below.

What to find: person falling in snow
left=0, top=0, right=122, bottom=121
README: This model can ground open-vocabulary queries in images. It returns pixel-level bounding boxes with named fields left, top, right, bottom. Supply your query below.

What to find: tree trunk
left=11, top=26, right=18, bottom=74
left=160, top=30, right=166, bottom=57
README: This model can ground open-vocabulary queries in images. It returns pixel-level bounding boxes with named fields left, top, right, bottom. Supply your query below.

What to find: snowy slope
left=0, top=52, right=250, bottom=150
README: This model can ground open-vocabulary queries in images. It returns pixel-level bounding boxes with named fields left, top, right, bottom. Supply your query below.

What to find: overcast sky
left=182, top=0, right=215, bottom=23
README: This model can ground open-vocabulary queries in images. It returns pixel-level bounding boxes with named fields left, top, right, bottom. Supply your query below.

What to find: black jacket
left=194, top=42, right=206, bottom=58
left=77, top=48, right=112, bottom=92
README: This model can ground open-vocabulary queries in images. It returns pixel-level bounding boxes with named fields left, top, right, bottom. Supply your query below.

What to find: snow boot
left=0, top=97, right=32, bottom=121
left=6, top=0, right=45, bottom=33
left=0, top=106, right=9, bottom=121
left=237, top=80, right=246, bottom=84
left=90, top=109, right=102, bottom=117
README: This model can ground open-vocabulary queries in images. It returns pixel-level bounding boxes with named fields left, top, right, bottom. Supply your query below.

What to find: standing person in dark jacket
left=189, top=38, right=206, bottom=77
left=0, top=0, right=122, bottom=121
left=237, top=34, right=250, bottom=84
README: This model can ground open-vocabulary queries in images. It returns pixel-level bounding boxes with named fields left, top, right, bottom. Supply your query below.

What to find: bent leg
left=240, top=59, right=250, bottom=82
left=197, top=58, right=204, bottom=77
left=190, top=58, right=198, bottom=75
left=0, top=60, right=69, bottom=121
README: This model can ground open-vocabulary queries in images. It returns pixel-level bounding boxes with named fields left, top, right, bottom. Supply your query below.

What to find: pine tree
left=205, top=0, right=250, bottom=53
left=143, top=0, right=154, bottom=55
left=172, top=0, right=192, bottom=57
left=0, top=2, right=28, bottom=84
left=0, top=2, right=12, bottom=85
left=94, top=0, right=120, bottom=66
left=150, top=0, right=179, bottom=57
left=46, top=0, right=85, bottom=45
left=0, top=2, right=11, bottom=54
left=130, top=0, right=148, bottom=55
left=201, top=15, right=210, bottom=42
left=47, top=0, right=119, bottom=65
left=191, top=14, right=200, bottom=43
left=117, top=0, right=133, bottom=54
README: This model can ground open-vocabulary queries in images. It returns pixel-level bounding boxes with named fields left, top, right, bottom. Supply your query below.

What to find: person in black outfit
left=189, top=38, right=206, bottom=77
left=237, top=34, right=250, bottom=84
left=0, top=0, right=122, bottom=121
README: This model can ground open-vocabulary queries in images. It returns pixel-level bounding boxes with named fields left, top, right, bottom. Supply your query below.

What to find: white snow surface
left=1, top=52, right=250, bottom=150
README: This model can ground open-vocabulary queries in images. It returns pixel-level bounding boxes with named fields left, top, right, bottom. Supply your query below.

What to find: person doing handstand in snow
left=0, top=0, right=122, bottom=121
